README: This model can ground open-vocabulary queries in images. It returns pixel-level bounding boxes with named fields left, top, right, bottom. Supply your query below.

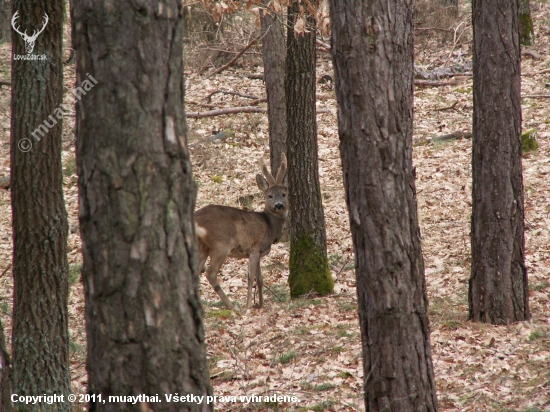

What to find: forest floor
left=0, top=2, right=550, bottom=412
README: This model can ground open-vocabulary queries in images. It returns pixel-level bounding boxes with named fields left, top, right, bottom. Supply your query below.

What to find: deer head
left=12, top=11, right=49, bottom=54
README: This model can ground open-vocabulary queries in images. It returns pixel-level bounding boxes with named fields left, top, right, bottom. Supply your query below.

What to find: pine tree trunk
left=470, top=0, right=529, bottom=324
left=10, top=1, right=71, bottom=411
left=519, top=0, right=534, bottom=46
left=286, top=1, right=333, bottom=298
left=0, top=318, right=13, bottom=412
left=71, top=1, right=213, bottom=410
left=329, top=0, right=439, bottom=410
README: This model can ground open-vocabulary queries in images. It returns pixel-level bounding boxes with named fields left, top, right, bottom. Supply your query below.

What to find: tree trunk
left=260, top=4, right=289, bottom=240
left=470, top=0, right=529, bottom=324
left=10, top=1, right=71, bottom=411
left=0, top=318, right=13, bottom=412
left=519, top=0, right=534, bottom=46
left=260, top=4, right=286, bottom=176
left=71, top=1, right=213, bottom=411
left=286, top=1, right=333, bottom=298
left=0, top=0, right=10, bottom=43
left=329, top=0, right=439, bottom=411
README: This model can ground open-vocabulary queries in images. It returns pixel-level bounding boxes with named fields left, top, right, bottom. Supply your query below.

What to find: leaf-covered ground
left=0, top=2, right=549, bottom=411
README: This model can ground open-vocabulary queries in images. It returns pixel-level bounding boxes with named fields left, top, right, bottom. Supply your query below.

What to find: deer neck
left=262, top=209, right=287, bottom=242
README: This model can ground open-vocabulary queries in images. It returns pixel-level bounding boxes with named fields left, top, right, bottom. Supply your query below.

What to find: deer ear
left=256, top=174, right=270, bottom=192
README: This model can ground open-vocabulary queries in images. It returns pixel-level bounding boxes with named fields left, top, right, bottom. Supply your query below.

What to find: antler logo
left=11, top=11, right=49, bottom=54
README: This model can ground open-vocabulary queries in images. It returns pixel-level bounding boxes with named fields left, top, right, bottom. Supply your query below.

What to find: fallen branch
left=414, top=79, right=462, bottom=87
left=522, top=68, right=550, bottom=77
left=187, top=106, right=267, bottom=118
left=0, top=80, right=11, bottom=87
left=316, top=39, right=330, bottom=53
left=207, top=90, right=262, bottom=102
left=206, top=36, right=260, bottom=78
left=187, top=106, right=331, bottom=118
left=523, top=94, right=550, bottom=99
left=415, top=26, right=453, bottom=33
left=521, top=50, right=543, bottom=60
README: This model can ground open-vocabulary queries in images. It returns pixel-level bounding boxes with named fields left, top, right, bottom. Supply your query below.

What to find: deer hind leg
left=205, top=247, right=236, bottom=311
left=247, top=252, right=261, bottom=309
left=197, top=239, right=209, bottom=274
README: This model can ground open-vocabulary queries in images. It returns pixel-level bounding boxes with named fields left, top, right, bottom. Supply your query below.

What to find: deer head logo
left=11, top=11, right=49, bottom=54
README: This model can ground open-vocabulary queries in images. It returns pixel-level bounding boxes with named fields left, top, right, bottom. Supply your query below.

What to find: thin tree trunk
left=286, top=1, right=333, bottom=298
left=260, top=5, right=286, bottom=175
left=470, top=0, right=529, bottom=324
left=260, top=4, right=288, bottom=238
left=71, top=1, right=213, bottom=410
left=10, top=1, right=71, bottom=411
left=329, top=0, right=439, bottom=410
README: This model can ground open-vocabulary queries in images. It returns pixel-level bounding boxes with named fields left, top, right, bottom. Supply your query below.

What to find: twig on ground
left=0, top=264, right=12, bottom=278
left=434, top=101, right=459, bottom=111
left=206, top=36, right=260, bottom=78
left=206, top=90, right=262, bottom=102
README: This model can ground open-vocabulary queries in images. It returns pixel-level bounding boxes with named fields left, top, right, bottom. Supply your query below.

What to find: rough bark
left=0, top=318, right=13, bottom=412
left=71, top=1, right=213, bottom=410
left=260, top=4, right=288, bottom=239
left=286, top=1, right=333, bottom=298
left=10, top=1, right=71, bottom=411
left=260, top=4, right=286, bottom=175
left=519, top=0, right=534, bottom=46
left=329, top=0, right=439, bottom=410
left=0, top=0, right=10, bottom=43
left=470, top=0, right=529, bottom=324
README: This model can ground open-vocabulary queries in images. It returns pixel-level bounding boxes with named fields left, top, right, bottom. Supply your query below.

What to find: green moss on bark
left=288, top=234, right=334, bottom=298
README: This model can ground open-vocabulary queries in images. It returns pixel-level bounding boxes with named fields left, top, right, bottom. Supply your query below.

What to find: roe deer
left=195, top=154, right=288, bottom=312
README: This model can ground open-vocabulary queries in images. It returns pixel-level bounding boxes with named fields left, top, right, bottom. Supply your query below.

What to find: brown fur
left=195, top=154, right=287, bottom=312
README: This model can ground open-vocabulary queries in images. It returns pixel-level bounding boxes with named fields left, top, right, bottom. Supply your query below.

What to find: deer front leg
left=255, top=259, right=263, bottom=308
left=247, top=251, right=260, bottom=310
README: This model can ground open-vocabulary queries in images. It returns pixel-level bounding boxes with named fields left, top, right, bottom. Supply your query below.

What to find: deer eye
left=268, top=195, right=273, bottom=199
left=282, top=194, right=286, bottom=197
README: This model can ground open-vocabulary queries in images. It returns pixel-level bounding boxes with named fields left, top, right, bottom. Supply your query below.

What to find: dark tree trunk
left=71, top=1, right=213, bottom=411
left=286, top=1, right=333, bottom=298
left=260, top=5, right=289, bottom=240
left=329, top=0, right=439, bottom=411
left=519, top=0, right=534, bottom=46
left=0, top=0, right=10, bottom=43
left=470, top=0, right=529, bottom=324
left=0, top=318, right=13, bottom=412
left=260, top=4, right=286, bottom=175
left=10, top=1, right=71, bottom=411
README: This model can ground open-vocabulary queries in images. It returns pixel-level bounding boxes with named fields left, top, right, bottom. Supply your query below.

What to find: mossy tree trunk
left=470, top=0, right=529, bottom=324
left=286, top=0, right=333, bottom=298
left=329, top=0, right=439, bottom=410
left=10, top=1, right=72, bottom=411
left=519, top=0, right=534, bottom=46
left=71, top=1, right=213, bottom=410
